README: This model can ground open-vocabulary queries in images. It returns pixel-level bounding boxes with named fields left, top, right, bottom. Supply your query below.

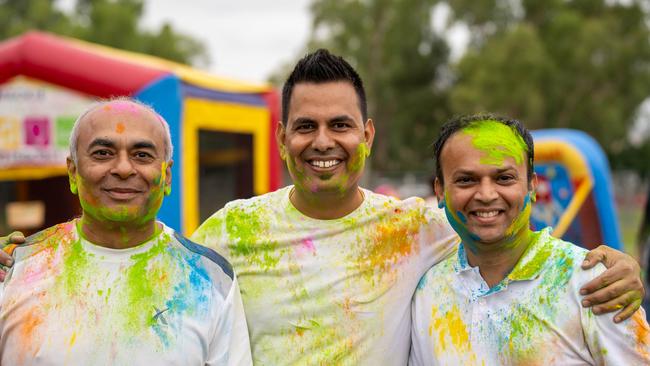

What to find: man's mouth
left=308, top=159, right=342, bottom=169
left=103, top=188, right=142, bottom=200
left=473, top=210, right=501, bottom=218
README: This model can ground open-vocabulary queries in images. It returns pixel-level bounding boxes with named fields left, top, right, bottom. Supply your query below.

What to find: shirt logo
left=153, top=306, right=170, bottom=326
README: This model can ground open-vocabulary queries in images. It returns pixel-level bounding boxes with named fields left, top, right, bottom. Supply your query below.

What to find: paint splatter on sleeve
left=581, top=263, right=650, bottom=365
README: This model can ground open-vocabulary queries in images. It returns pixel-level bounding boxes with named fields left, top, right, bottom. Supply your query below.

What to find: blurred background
left=1, top=0, right=650, bottom=269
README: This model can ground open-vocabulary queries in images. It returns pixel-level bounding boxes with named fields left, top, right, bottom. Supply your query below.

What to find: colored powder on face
left=347, top=142, right=369, bottom=174
left=462, top=120, right=527, bottom=167
left=115, top=122, right=125, bottom=134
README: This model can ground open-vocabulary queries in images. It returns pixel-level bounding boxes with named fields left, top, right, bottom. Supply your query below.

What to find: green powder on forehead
left=462, top=120, right=527, bottom=166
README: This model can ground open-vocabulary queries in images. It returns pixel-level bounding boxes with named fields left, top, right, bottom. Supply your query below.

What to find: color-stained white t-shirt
left=0, top=220, right=252, bottom=366
left=191, top=186, right=459, bottom=365
left=410, top=228, right=650, bottom=366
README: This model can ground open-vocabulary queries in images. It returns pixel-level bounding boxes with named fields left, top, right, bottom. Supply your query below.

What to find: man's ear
left=164, top=160, right=173, bottom=196
left=364, top=119, right=375, bottom=155
left=529, top=172, right=538, bottom=202
left=434, top=177, right=444, bottom=207
left=66, top=157, right=78, bottom=195
left=276, top=121, right=287, bottom=160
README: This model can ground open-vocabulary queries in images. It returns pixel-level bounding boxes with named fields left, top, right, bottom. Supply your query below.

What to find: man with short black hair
left=411, top=114, right=650, bottom=365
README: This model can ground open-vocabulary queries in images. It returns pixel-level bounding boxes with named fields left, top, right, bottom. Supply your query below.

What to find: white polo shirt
left=411, top=228, right=650, bottom=365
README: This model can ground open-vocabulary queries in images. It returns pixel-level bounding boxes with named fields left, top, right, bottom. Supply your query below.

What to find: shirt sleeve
left=191, top=207, right=228, bottom=255
left=409, top=279, right=432, bottom=366
left=580, top=264, right=650, bottom=365
left=206, top=275, right=253, bottom=366
left=421, top=204, right=460, bottom=267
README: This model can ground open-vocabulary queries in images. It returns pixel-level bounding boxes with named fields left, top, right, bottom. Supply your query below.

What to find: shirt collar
left=452, top=227, right=554, bottom=282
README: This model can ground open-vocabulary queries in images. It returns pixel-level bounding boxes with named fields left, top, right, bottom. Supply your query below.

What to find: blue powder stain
left=456, top=211, right=467, bottom=223
left=416, top=275, right=428, bottom=290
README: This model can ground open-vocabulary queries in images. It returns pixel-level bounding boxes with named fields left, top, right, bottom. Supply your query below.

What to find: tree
left=446, top=0, right=650, bottom=153
left=305, top=0, right=451, bottom=172
left=0, top=0, right=208, bottom=66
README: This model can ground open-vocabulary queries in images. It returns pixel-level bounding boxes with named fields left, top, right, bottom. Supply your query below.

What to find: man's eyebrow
left=293, top=117, right=316, bottom=124
left=88, top=138, right=115, bottom=150
left=132, top=140, right=157, bottom=150
left=329, top=115, right=353, bottom=123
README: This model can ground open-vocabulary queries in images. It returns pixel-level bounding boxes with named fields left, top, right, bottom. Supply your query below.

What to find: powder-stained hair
left=433, top=113, right=535, bottom=184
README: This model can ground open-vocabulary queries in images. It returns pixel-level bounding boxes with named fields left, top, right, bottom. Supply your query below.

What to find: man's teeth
left=475, top=211, right=499, bottom=218
left=310, top=160, right=341, bottom=168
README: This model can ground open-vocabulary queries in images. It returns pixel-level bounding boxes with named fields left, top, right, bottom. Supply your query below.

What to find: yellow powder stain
left=69, top=331, right=77, bottom=347
left=430, top=305, right=470, bottom=352
left=115, top=122, right=125, bottom=134
left=364, top=208, right=425, bottom=271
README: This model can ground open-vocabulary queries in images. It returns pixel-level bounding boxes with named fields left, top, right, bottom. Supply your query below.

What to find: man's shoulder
left=414, top=248, right=459, bottom=293
left=224, top=186, right=290, bottom=211
left=13, top=220, right=77, bottom=261
left=171, top=230, right=234, bottom=281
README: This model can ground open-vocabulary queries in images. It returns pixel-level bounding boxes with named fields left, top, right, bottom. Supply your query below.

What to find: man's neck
left=79, top=215, right=160, bottom=250
left=464, top=229, right=534, bottom=288
left=290, top=185, right=365, bottom=220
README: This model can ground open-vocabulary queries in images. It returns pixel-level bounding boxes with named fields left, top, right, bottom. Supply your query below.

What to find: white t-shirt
left=0, top=220, right=252, bottom=366
left=191, top=186, right=459, bottom=365
left=410, top=228, right=650, bottom=366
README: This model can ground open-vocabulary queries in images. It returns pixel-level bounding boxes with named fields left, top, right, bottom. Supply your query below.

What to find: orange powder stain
left=4, top=243, right=18, bottom=256
left=363, top=210, right=425, bottom=271
left=17, top=308, right=45, bottom=362
left=115, top=122, right=125, bottom=134
left=630, top=311, right=650, bottom=359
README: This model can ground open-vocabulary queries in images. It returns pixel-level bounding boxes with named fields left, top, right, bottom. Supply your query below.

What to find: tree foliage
left=447, top=0, right=650, bottom=153
left=303, top=0, right=650, bottom=174
left=0, top=0, right=208, bottom=66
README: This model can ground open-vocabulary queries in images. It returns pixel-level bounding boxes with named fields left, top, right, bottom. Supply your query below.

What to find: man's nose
left=111, top=152, right=136, bottom=179
left=475, top=179, right=498, bottom=202
left=312, top=127, right=335, bottom=152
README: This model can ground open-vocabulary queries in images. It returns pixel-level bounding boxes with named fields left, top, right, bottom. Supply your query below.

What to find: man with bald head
left=0, top=99, right=252, bottom=365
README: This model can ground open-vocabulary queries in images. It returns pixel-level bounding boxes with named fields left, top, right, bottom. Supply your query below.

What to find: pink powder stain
left=295, top=238, right=317, bottom=257
left=107, top=101, right=139, bottom=113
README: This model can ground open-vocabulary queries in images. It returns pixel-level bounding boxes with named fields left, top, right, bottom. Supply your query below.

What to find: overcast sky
left=141, top=0, right=313, bottom=84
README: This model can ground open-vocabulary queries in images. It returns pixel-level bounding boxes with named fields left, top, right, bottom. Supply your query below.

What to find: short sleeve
left=206, top=275, right=253, bottom=366
left=580, top=264, right=650, bottom=365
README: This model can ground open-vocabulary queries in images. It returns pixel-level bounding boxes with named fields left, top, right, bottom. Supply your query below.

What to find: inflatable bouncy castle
left=531, top=129, right=622, bottom=250
left=0, top=31, right=281, bottom=235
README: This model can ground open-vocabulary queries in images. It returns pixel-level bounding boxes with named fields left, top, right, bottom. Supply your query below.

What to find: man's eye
left=134, top=152, right=154, bottom=159
left=332, top=122, right=349, bottom=129
left=296, top=124, right=315, bottom=131
left=92, top=150, right=112, bottom=158
left=498, top=175, right=515, bottom=183
left=455, top=177, right=474, bottom=184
